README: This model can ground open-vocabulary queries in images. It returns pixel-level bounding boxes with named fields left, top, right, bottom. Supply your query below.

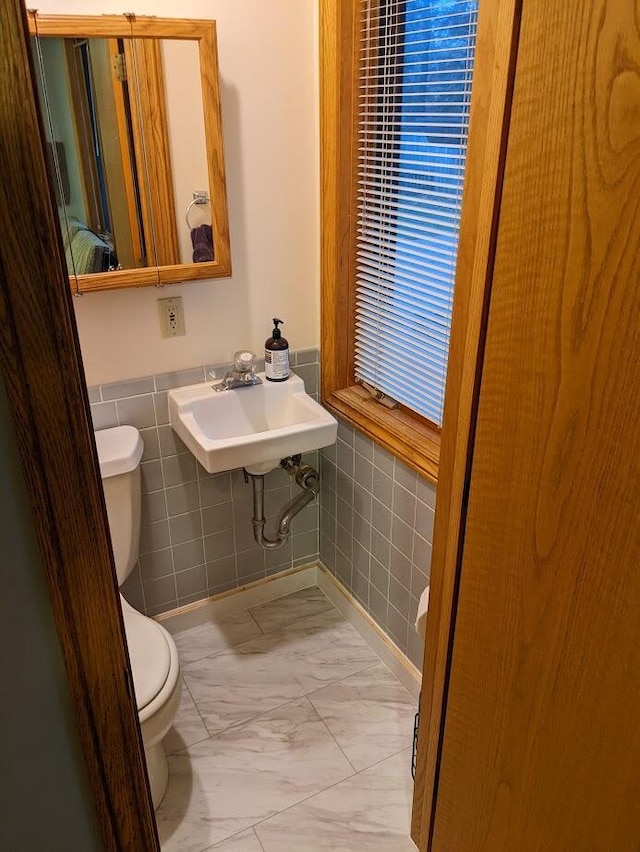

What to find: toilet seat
left=122, top=608, right=171, bottom=712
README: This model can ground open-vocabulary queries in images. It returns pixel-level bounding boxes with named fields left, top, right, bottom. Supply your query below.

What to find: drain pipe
left=246, top=456, right=320, bottom=551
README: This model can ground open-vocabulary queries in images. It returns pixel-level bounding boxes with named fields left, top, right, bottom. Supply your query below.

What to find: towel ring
left=185, top=191, right=210, bottom=229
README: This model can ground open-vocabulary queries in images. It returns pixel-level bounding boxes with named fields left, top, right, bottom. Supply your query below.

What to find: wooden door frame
left=410, top=0, right=522, bottom=847
left=0, top=2, right=159, bottom=848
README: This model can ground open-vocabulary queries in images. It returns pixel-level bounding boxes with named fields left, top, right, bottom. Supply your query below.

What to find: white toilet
left=95, top=425, right=181, bottom=809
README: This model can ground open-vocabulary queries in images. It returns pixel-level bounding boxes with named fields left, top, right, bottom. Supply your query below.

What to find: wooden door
left=416, top=0, right=640, bottom=848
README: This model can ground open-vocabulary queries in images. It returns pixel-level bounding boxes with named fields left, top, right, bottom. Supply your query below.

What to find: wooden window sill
left=324, top=386, right=440, bottom=485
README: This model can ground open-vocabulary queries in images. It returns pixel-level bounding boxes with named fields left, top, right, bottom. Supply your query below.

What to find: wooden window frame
left=321, top=0, right=476, bottom=484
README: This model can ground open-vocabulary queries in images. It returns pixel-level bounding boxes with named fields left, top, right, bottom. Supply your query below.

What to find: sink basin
left=168, top=372, right=337, bottom=474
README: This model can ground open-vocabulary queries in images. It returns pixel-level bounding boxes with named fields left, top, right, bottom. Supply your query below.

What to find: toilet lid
left=122, top=609, right=171, bottom=712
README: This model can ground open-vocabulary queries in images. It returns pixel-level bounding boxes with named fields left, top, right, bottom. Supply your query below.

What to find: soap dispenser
left=265, top=318, right=289, bottom=382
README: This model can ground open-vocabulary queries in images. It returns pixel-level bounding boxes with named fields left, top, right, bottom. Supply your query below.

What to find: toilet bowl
left=95, top=425, right=181, bottom=809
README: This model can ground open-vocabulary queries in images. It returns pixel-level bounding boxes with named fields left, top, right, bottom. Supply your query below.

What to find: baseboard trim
left=316, top=563, right=422, bottom=698
left=154, top=563, right=318, bottom=626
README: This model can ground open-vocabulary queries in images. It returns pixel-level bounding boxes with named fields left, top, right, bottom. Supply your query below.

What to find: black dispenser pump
left=265, top=318, right=290, bottom=382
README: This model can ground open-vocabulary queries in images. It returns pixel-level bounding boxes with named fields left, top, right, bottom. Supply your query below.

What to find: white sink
left=168, top=372, right=337, bottom=474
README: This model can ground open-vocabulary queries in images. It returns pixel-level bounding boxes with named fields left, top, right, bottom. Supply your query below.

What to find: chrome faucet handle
left=233, top=350, right=256, bottom=374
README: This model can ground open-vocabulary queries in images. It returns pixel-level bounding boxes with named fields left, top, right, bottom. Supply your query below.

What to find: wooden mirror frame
left=28, top=14, right=232, bottom=293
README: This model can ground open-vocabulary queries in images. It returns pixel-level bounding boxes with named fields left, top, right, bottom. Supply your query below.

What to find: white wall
left=35, top=0, right=320, bottom=385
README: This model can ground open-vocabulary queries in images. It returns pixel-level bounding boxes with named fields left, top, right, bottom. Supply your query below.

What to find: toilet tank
left=95, top=426, right=144, bottom=585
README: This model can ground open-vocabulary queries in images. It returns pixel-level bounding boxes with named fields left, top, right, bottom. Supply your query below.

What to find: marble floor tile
left=308, top=662, right=416, bottom=771
left=164, top=608, right=262, bottom=666
left=156, top=697, right=353, bottom=852
left=207, top=827, right=263, bottom=850
left=182, top=610, right=379, bottom=735
left=163, top=678, right=209, bottom=756
left=255, top=749, right=415, bottom=851
left=249, top=587, right=332, bottom=633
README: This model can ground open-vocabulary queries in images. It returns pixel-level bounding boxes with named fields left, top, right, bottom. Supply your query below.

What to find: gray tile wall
left=319, top=417, right=435, bottom=670
left=90, top=350, right=320, bottom=617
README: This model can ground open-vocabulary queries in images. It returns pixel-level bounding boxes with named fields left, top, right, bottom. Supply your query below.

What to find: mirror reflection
left=31, top=24, right=222, bottom=284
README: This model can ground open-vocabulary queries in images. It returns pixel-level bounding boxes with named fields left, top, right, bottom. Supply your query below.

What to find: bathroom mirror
left=28, top=14, right=231, bottom=293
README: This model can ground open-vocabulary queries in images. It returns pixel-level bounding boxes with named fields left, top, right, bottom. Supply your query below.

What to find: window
left=321, top=0, right=481, bottom=480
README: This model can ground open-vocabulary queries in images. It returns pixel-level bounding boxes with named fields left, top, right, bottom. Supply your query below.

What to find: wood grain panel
left=0, top=3, right=159, bottom=848
left=410, top=0, right=521, bottom=843
left=431, top=1, right=640, bottom=848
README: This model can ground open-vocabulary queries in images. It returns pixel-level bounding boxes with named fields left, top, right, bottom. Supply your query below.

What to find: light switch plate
left=158, top=297, right=186, bottom=338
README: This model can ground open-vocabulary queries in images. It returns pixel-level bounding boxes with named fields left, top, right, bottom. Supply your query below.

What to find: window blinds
left=355, top=0, right=478, bottom=425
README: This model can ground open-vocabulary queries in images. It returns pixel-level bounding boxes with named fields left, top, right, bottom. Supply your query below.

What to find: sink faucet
left=212, top=350, right=262, bottom=392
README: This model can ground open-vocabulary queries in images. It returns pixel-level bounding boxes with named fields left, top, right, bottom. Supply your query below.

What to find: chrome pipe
left=246, top=459, right=320, bottom=551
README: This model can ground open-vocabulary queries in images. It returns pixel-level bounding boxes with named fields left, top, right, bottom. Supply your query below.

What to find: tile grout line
left=248, top=741, right=414, bottom=844
left=184, top=657, right=383, bottom=747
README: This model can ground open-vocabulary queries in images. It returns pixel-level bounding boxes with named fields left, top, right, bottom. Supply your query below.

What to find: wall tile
left=318, top=409, right=438, bottom=666
left=154, top=367, right=205, bottom=391
left=337, top=419, right=354, bottom=446
left=373, top=443, right=394, bottom=477
left=369, top=584, right=389, bottom=627
left=175, top=565, right=207, bottom=599
left=116, top=394, right=156, bottom=429
left=91, top=402, right=118, bottom=431
left=169, top=511, right=202, bottom=545
left=372, top=467, right=393, bottom=508
left=295, top=348, right=319, bottom=365
left=353, top=484, right=372, bottom=522
left=172, top=538, right=205, bottom=573
left=158, top=424, right=188, bottom=458
left=199, top=472, right=232, bottom=506
left=292, top=530, right=318, bottom=561
left=415, top=500, right=435, bottom=542
left=204, top=528, right=235, bottom=562
left=87, top=385, right=102, bottom=404
left=202, top=502, right=234, bottom=534
left=265, top=541, right=292, bottom=575
left=139, top=519, right=171, bottom=554
left=354, top=430, right=373, bottom=461
left=390, top=545, right=412, bottom=592
left=391, top=515, right=414, bottom=560
left=141, top=460, right=164, bottom=494
left=237, top=548, right=265, bottom=581
left=335, top=548, right=352, bottom=589
left=370, top=556, right=389, bottom=597
left=413, top=533, right=432, bottom=575
left=389, top=575, right=410, bottom=616
left=352, top=512, right=371, bottom=551
left=394, top=460, right=417, bottom=494
left=393, top=483, right=417, bottom=527
left=293, top=364, right=318, bottom=395
left=121, top=565, right=145, bottom=611
left=101, top=376, right=154, bottom=401
left=370, top=527, right=390, bottom=567
left=153, top=391, right=169, bottom=426
left=387, top=603, right=409, bottom=652
left=206, top=556, right=237, bottom=591
left=140, top=427, right=161, bottom=462
left=142, top=490, right=168, bottom=524
left=417, top=477, right=436, bottom=509
left=139, top=548, right=174, bottom=581
left=143, top=575, right=177, bottom=611
left=162, top=453, right=197, bottom=487
left=166, top=483, right=200, bottom=517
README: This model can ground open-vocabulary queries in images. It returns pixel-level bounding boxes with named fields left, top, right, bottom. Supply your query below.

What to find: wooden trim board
left=0, top=2, right=159, bottom=848
left=409, top=0, right=522, bottom=847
